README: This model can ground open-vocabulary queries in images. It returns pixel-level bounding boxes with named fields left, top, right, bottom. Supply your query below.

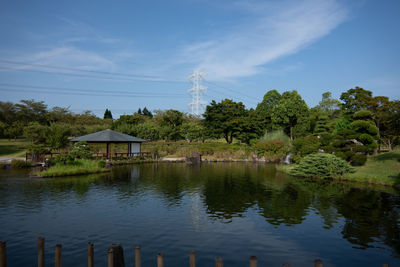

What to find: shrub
left=289, top=153, right=353, bottom=178
left=351, top=120, right=378, bottom=135
left=11, top=159, right=31, bottom=168
left=351, top=154, right=367, bottom=166
left=291, top=136, right=321, bottom=162
left=335, top=150, right=355, bottom=161
left=54, top=153, right=74, bottom=164
left=358, top=133, right=374, bottom=144
left=255, top=140, right=285, bottom=157
left=98, top=160, right=106, bottom=168
left=260, top=129, right=290, bottom=146
left=353, top=145, right=369, bottom=153
left=70, top=141, right=92, bottom=159
left=353, top=110, right=373, bottom=120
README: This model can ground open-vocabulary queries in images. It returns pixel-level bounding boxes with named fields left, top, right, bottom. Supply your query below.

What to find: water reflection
left=0, top=162, right=399, bottom=263
left=101, top=163, right=400, bottom=257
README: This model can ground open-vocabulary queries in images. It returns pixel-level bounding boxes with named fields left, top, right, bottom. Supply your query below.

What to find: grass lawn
left=0, top=139, right=29, bottom=157
left=39, top=159, right=110, bottom=177
left=342, top=150, right=400, bottom=186
left=277, top=150, right=400, bottom=186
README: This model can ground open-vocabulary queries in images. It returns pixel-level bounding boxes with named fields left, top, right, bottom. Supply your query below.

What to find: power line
left=204, top=80, right=259, bottom=103
left=0, top=59, right=185, bottom=81
left=0, top=66, right=184, bottom=84
left=0, top=87, right=187, bottom=98
left=0, top=59, right=261, bottom=106
left=0, top=82, right=185, bottom=97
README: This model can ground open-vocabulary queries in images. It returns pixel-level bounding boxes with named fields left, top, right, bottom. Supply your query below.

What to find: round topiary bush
left=350, top=154, right=367, bottom=166
left=289, top=153, right=353, bottom=178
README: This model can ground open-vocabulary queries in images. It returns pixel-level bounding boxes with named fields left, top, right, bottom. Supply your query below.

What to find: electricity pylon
left=188, top=69, right=207, bottom=116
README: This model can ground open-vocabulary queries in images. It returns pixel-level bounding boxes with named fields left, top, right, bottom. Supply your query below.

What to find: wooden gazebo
left=70, top=129, right=147, bottom=159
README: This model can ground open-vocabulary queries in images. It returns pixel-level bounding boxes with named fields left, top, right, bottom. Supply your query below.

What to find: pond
left=0, top=162, right=399, bottom=267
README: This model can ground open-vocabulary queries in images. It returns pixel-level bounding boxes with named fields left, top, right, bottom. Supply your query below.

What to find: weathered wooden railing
left=113, top=152, right=151, bottom=158
left=26, top=152, right=152, bottom=162
left=0, top=239, right=391, bottom=267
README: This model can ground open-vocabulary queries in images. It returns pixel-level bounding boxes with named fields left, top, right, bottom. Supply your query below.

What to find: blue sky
left=0, top=0, right=399, bottom=117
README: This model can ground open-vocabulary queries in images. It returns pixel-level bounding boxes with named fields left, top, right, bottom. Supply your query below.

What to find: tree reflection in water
left=114, top=163, right=400, bottom=257
left=2, top=162, right=398, bottom=258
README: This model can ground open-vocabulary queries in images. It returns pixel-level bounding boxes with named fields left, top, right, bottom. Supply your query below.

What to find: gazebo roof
left=70, top=129, right=147, bottom=143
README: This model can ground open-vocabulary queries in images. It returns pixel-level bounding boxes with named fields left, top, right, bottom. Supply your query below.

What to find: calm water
left=0, top=163, right=399, bottom=267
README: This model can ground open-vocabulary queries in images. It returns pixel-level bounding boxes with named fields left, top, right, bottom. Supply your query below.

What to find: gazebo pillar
left=106, top=142, right=111, bottom=159
left=128, top=142, right=131, bottom=156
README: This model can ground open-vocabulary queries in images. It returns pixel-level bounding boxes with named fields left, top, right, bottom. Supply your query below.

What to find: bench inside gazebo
left=70, top=129, right=148, bottom=160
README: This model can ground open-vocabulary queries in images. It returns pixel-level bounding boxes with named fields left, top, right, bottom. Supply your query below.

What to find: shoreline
left=276, top=164, right=400, bottom=188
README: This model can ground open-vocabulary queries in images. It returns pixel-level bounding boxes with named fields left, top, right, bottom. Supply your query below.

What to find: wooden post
left=38, top=237, right=44, bottom=267
left=215, top=257, right=223, bottom=267
left=0, top=241, right=6, bottom=267
left=189, top=251, right=196, bottom=267
left=108, top=244, right=125, bottom=267
left=135, top=246, right=141, bottom=267
left=282, top=264, right=291, bottom=267
left=108, top=248, right=113, bottom=267
left=314, top=259, right=323, bottom=267
left=157, top=253, right=164, bottom=267
left=249, top=256, right=257, bottom=267
left=55, top=244, right=62, bottom=267
left=382, top=265, right=389, bottom=267
left=106, top=143, right=111, bottom=160
left=88, top=242, right=94, bottom=267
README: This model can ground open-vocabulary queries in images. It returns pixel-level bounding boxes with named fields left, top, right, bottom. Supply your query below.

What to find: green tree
left=271, top=90, right=310, bottom=140
left=203, top=99, right=247, bottom=144
left=0, top=101, right=17, bottom=125
left=47, top=107, right=73, bottom=124
left=103, top=108, right=113, bottom=119
left=318, top=91, right=341, bottom=116
left=234, top=109, right=264, bottom=145
left=132, top=120, right=160, bottom=141
left=340, top=87, right=372, bottom=115
left=291, top=136, right=321, bottom=162
left=46, top=123, right=72, bottom=150
left=160, top=109, right=184, bottom=141
left=256, top=90, right=281, bottom=130
left=380, top=100, right=400, bottom=150
left=112, top=114, right=146, bottom=129
left=23, top=122, right=48, bottom=144
left=351, top=110, right=378, bottom=154
left=15, top=99, right=48, bottom=125
left=313, top=113, right=332, bottom=136
left=181, top=121, right=206, bottom=142
left=142, top=107, right=153, bottom=118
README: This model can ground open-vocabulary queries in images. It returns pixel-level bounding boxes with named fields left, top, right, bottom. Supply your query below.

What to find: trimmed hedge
left=289, top=153, right=353, bottom=178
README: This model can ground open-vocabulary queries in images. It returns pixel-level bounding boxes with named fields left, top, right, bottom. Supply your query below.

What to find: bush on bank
left=289, top=153, right=353, bottom=178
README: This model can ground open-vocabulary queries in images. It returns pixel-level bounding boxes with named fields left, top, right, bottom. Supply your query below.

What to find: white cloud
left=181, top=0, right=348, bottom=80
left=16, top=46, right=115, bottom=72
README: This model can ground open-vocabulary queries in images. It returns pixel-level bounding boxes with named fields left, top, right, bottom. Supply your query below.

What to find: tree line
left=0, top=86, right=399, bottom=164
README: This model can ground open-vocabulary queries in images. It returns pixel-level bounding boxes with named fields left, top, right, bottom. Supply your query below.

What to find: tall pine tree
left=142, top=107, right=153, bottom=118
left=104, top=109, right=113, bottom=119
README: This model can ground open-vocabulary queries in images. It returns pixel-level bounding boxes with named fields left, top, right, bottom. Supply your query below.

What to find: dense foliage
left=289, top=153, right=353, bottom=178
left=1, top=86, right=399, bottom=167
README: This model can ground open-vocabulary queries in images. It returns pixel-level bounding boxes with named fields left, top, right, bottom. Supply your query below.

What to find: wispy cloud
left=18, top=46, right=115, bottom=71
left=180, top=0, right=348, bottom=80
left=57, top=16, right=121, bottom=45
